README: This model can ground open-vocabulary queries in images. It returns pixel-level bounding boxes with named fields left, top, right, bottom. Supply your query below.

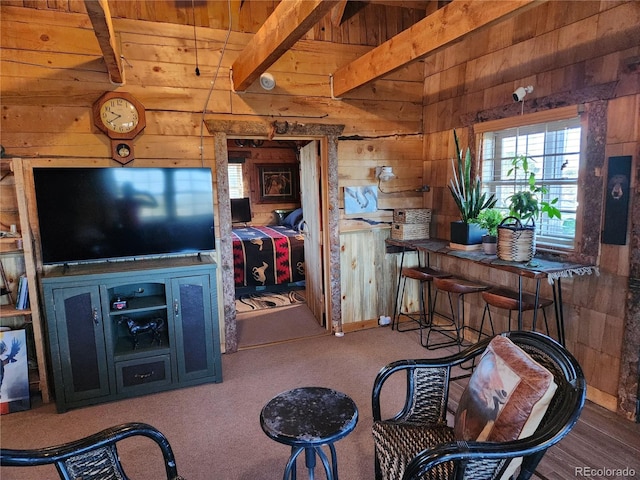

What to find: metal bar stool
left=480, top=287, right=556, bottom=339
left=392, top=267, right=451, bottom=343
left=425, top=276, right=490, bottom=350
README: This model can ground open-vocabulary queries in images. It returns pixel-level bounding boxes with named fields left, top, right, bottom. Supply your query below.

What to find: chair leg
left=391, top=275, right=408, bottom=330
left=374, top=452, right=382, bottom=480
left=417, top=281, right=429, bottom=345
left=427, top=285, right=438, bottom=326
left=554, top=305, right=563, bottom=341
left=456, top=293, right=464, bottom=348
left=423, top=291, right=460, bottom=350
left=478, top=303, right=495, bottom=340
left=395, top=278, right=430, bottom=334
left=543, top=308, right=550, bottom=336
left=531, top=307, right=550, bottom=337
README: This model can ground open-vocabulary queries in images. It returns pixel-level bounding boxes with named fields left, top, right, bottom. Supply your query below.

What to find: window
left=228, top=163, right=244, bottom=199
left=480, top=116, right=582, bottom=249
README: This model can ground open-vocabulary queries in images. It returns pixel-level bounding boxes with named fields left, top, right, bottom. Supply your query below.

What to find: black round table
left=260, top=386, right=358, bottom=480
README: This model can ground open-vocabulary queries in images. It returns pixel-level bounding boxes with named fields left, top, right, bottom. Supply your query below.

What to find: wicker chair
left=0, top=422, right=185, bottom=480
left=372, top=331, right=586, bottom=480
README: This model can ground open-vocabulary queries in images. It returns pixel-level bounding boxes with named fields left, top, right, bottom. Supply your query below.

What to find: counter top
left=386, top=237, right=599, bottom=284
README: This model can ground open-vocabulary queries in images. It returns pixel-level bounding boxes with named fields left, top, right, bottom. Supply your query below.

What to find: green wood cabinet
left=42, top=256, right=222, bottom=412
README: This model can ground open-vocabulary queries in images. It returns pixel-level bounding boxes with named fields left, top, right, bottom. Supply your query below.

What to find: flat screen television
left=33, top=167, right=215, bottom=265
left=230, top=197, right=252, bottom=223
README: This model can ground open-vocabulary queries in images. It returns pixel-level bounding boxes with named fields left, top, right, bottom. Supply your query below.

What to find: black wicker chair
left=0, top=422, right=185, bottom=480
left=372, top=331, right=586, bottom=480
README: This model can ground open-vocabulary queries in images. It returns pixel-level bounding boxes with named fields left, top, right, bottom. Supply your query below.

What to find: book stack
left=15, top=275, right=29, bottom=310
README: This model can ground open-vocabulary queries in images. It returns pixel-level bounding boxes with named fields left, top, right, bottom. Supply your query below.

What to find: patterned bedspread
left=232, top=226, right=305, bottom=287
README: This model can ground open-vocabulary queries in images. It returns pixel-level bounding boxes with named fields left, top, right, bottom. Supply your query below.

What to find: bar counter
left=386, top=237, right=599, bottom=346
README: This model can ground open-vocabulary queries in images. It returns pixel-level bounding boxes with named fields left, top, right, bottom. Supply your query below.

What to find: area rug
left=235, top=289, right=306, bottom=313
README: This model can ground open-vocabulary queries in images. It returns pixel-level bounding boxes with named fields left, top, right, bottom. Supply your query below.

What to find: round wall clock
left=92, top=92, right=146, bottom=164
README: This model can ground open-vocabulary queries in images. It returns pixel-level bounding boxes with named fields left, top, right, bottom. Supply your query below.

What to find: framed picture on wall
left=344, top=186, right=378, bottom=214
left=257, top=164, right=299, bottom=203
left=0, top=329, right=30, bottom=414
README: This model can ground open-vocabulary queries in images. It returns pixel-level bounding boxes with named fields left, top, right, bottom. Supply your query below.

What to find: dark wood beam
left=84, top=0, right=124, bottom=84
left=331, top=0, right=545, bottom=97
left=231, top=0, right=339, bottom=92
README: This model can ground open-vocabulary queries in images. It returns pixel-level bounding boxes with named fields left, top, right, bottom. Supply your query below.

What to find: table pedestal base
left=284, top=444, right=338, bottom=480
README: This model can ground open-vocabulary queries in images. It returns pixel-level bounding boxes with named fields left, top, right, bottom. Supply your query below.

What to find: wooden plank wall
left=0, top=3, right=426, bottom=342
left=419, top=1, right=640, bottom=415
left=1, top=1, right=639, bottom=415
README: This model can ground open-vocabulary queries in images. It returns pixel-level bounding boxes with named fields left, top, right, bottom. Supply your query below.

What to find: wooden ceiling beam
left=231, top=0, right=340, bottom=92
left=84, top=0, right=124, bottom=85
left=330, top=1, right=348, bottom=27
left=331, top=0, right=545, bottom=97
left=367, top=0, right=433, bottom=10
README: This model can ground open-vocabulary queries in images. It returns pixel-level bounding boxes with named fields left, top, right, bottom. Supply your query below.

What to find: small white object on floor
left=378, top=315, right=391, bottom=326
left=335, top=331, right=345, bottom=337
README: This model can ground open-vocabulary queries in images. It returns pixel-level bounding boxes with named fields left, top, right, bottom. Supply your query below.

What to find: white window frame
left=228, top=163, right=244, bottom=199
left=475, top=106, right=584, bottom=251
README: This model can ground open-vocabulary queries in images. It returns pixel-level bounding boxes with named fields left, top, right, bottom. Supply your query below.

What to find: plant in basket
left=448, top=130, right=497, bottom=245
left=497, top=155, right=561, bottom=262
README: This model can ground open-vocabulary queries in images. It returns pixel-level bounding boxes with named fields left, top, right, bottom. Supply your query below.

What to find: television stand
left=42, top=255, right=222, bottom=412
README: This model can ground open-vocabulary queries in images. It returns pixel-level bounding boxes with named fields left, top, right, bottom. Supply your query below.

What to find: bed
left=232, top=225, right=305, bottom=289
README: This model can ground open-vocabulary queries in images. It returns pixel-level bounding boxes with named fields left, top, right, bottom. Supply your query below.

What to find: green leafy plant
left=506, top=155, right=561, bottom=223
left=448, top=130, right=497, bottom=222
left=471, top=208, right=504, bottom=237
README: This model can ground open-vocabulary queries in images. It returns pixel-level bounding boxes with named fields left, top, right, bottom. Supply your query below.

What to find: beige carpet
left=236, top=303, right=327, bottom=348
left=1, top=328, right=639, bottom=480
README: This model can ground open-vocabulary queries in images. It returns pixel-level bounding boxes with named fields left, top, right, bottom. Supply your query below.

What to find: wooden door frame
left=205, top=120, right=344, bottom=352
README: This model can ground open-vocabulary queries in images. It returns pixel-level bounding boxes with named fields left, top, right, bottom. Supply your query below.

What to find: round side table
left=260, top=386, right=358, bottom=480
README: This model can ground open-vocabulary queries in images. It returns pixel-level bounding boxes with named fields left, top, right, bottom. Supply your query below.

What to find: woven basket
left=393, top=208, right=431, bottom=224
left=497, top=216, right=536, bottom=262
left=391, top=223, right=430, bottom=240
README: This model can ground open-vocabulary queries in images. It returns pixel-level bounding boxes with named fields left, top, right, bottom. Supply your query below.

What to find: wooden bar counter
left=386, top=237, right=599, bottom=346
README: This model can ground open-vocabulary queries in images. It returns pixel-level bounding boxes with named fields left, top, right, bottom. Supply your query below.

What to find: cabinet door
left=52, top=286, right=110, bottom=404
left=171, top=275, right=216, bottom=382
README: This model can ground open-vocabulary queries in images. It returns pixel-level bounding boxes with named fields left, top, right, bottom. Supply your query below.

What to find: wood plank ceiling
left=84, top=0, right=545, bottom=95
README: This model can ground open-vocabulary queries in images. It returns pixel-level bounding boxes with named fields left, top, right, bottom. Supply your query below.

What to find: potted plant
left=505, top=155, right=561, bottom=223
left=497, top=155, right=561, bottom=261
left=471, top=208, right=503, bottom=254
left=448, top=130, right=497, bottom=244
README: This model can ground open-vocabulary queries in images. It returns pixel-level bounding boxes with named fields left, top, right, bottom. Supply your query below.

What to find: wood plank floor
left=535, top=400, right=640, bottom=479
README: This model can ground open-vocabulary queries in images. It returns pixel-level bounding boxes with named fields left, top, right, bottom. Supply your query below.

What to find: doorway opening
left=207, top=121, right=344, bottom=353
left=227, top=138, right=319, bottom=348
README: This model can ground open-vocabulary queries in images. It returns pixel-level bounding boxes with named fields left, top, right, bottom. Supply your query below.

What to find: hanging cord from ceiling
left=192, top=0, right=200, bottom=76
left=198, top=0, right=234, bottom=165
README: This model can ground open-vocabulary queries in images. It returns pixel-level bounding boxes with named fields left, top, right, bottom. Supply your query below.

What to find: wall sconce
left=375, top=165, right=430, bottom=194
left=376, top=166, right=396, bottom=182
left=513, top=85, right=534, bottom=102
left=260, top=72, right=276, bottom=90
